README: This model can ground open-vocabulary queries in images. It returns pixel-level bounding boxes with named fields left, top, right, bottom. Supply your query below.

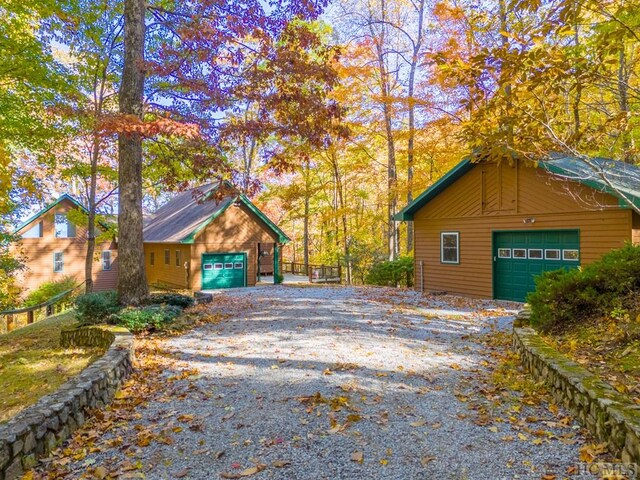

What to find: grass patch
left=0, top=311, right=105, bottom=423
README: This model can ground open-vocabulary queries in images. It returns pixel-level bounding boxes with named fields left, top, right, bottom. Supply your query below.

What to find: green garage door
left=202, top=253, right=246, bottom=289
left=494, top=230, right=580, bottom=302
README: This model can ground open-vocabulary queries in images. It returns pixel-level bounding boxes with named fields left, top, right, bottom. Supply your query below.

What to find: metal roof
left=395, top=155, right=640, bottom=221
left=143, top=183, right=290, bottom=244
left=540, top=155, right=640, bottom=210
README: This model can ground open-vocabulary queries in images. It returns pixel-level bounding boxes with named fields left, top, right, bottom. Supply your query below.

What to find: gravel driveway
left=41, top=286, right=598, bottom=479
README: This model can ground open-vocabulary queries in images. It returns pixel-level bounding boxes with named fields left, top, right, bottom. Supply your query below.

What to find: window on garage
left=441, top=232, right=459, bottom=264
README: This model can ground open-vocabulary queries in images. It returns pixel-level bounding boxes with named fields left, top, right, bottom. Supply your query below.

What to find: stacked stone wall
left=0, top=327, right=134, bottom=480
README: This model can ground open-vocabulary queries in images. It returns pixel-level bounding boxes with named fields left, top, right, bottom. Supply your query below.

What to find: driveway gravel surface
left=38, top=286, right=600, bottom=479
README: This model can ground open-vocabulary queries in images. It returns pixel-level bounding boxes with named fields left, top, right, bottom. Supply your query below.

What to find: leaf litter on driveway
left=30, top=286, right=608, bottom=479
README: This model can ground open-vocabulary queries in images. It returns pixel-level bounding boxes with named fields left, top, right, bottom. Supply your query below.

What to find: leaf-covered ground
left=541, top=317, right=640, bottom=400
left=30, top=286, right=609, bottom=479
left=0, top=312, right=105, bottom=423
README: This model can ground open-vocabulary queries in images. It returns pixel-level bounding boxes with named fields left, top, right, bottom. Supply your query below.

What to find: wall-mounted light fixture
left=523, top=217, right=536, bottom=224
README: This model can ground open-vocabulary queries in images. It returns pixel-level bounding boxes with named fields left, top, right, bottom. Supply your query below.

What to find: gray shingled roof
left=143, top=184, right=232, bottom=243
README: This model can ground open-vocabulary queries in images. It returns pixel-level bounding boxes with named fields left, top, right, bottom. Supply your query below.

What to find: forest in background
left=1, top=0, right=639, bottom=301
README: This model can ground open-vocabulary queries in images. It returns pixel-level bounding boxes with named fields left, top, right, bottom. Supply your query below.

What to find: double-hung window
left=54, top=214, right=76, bottom=238
left=441, top=232, right=459, bottom=264
left=175, top=250, right=181, bottom=267
left=164, top=249, right=170, bottom=265
left=102, top=251, right=112, bottom=271
left=53, top=252, right=64, bottom=272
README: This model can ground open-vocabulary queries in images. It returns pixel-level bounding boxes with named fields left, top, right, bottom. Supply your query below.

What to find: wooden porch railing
left=282, top=262, right=342, bottom=284
left=0, top=281, right=85, bottom=334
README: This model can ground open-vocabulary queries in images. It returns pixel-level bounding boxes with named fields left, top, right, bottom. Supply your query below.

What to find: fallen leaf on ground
left=420, top=456, right=436, bottom=467
left=351, top=451, right=364, bottom=463
left=175, top=467, right=191, bottom=478
left=272, top=460, right=291, bottom=468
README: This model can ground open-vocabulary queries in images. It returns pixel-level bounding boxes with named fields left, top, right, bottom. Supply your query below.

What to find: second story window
left=54, top=214, right=76, bottom=238
left=22, top=221, right=43, bottom=238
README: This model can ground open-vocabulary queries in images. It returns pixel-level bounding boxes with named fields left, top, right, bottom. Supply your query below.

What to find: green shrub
left=528, top=244, right=640, bottom=333
left=110, top=305, right=183, bottom=333
left=75, top=290, right=121, bottom=325
left=142, top=293, right=195, bottom=309
left=365, top=256, right=414, bottom=287
left=24, top=276, right=78, bottom=307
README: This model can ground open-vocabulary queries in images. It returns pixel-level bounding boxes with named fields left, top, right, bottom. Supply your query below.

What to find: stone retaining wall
left=513, top=327, right=640, bottom=469
left=0, top=327, right=134, bottom=480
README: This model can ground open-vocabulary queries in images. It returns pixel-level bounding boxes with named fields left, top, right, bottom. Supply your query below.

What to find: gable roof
left=14, top=193, right=88, bottom=233
left=143, top=183, right=290, bottom=244
left=396, top=155, right=640, bottom=221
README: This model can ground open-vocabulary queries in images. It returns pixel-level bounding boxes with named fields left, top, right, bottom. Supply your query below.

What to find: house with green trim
left=396, top=155, right=640, bottom=302
left=143, top=183, right=290, bottom=290
left=14, top=184, right=290, bottom=293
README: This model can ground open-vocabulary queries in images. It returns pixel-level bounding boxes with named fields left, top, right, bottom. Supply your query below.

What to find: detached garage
left=143, top=183, right=290, bottom=291
left=397, top=156, right=640, bottom=302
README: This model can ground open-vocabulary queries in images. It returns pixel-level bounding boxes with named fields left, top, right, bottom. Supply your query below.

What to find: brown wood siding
left=632, top=212, right=640, bottom=245
left=14, top=199, right=118, bottom=293
left=413, top=162, right=633, bottom=298
left=190, top=204, right=279, bottom=289
left=144, top=243, right=191, bottom=289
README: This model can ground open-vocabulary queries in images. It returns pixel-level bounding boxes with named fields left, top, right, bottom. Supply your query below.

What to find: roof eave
left=13, top=194, right=88, bottom=234
left=394, top=158, right=473, bottom=221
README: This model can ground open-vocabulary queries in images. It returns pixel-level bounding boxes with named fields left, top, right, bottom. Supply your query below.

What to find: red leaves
left=100, top=114, right=200, bottom=139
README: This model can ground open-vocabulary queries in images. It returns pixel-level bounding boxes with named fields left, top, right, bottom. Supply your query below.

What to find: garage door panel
left=202, top=253, right=246, bottom=289
left=494, top=230, right=580, bottom=302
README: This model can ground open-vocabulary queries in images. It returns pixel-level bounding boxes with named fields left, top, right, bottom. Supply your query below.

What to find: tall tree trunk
left=118, top=0, right=148, bottom=305
left=329, top=147, right=351, bottom=284
left=85, top=133, right=99, bottom=293
left=406, top=0, right=426, bottom=255
left=372, top=0, right=398, bottom=261
left=618, top=46, right=633, bottom=162
left=498, top=0, right=513, bottom=151
left=302, top=158, right=311, bottom=273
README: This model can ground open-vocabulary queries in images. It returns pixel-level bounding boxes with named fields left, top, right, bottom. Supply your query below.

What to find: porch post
left=273, top=244, right=281, bottom=284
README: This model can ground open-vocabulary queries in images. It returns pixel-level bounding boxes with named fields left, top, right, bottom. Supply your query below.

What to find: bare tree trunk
left=498, top=0, right=513, bottom=150
left=328, top=147, right=351, bottom=284
left=406, top=0, right=426, bottom=255
left=372, top=0, right=398, bottom=261
left=302, top=158, right=311, bottom=273
left=118, top=0, right=148, bottom=305
left=85, top=134, right=99, bottom=293
left=618, top=46, right=633, bottom=162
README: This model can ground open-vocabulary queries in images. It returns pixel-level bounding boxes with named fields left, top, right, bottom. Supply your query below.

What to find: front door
left=201, top=253, right=246, bottom=289
left=493, top=230, right=580, bottom=302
